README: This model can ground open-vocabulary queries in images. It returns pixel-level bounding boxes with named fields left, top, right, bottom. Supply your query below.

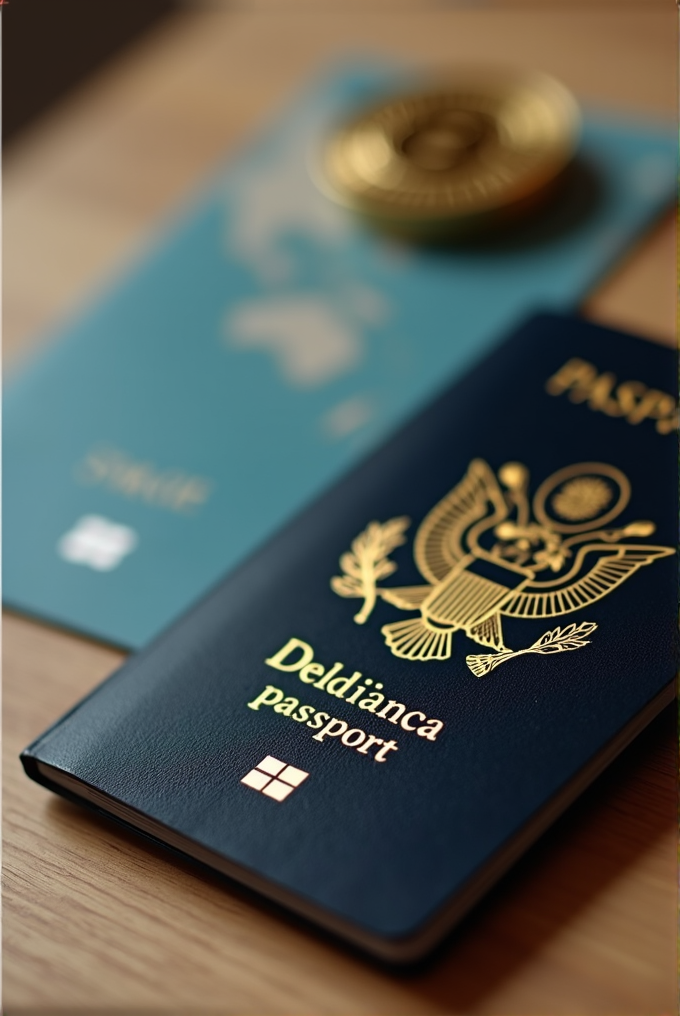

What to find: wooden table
left=4, top=5, right=676, bottom=1013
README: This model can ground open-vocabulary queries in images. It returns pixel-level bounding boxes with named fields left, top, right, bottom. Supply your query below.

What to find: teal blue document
left=4, top=63, right=675, bottom=649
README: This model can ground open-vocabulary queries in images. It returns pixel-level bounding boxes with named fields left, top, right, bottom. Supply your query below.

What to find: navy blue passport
left=22, top=313, right=677, bottom=961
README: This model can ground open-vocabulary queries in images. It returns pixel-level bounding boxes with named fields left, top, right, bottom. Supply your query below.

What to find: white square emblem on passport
left=241, top=756, right=309, bottom=801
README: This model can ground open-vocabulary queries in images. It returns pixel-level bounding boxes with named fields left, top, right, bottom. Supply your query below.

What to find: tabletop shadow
left=42, top=704, right=675, bottom=1014
left=390, top=157, right=604, bottom=260
left=397, top=703, right=676, bottom=1011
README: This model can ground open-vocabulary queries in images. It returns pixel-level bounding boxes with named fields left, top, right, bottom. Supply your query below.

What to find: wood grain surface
left=4, top=5, right=677, bottom=1014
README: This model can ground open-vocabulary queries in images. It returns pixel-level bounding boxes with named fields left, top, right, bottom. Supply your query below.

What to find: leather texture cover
left=22, top=313, right=678, bottom=957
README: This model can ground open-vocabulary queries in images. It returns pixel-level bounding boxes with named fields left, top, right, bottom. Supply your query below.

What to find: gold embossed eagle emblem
left=331, top=460, right=673, bottom=676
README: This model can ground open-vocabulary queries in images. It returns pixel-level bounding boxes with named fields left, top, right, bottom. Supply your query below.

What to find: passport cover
left=22, top=313, right=678, bottom=961
left=4, top=62, right=677, bottom=650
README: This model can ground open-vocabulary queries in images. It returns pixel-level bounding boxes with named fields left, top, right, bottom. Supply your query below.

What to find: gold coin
left=319, top=69, right=581, bottom=239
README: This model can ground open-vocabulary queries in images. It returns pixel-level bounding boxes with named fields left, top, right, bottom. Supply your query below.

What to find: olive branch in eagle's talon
left=466, top=621, right=598, bottom=678
left=331, top=517, right=410, bottom=624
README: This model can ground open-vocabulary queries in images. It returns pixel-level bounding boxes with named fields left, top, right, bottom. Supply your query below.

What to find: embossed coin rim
left=320, top=69, right=581, bottom=231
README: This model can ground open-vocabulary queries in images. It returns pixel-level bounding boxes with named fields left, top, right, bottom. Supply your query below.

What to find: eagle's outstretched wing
left=414, top=458, right=509, bottom=585
left=501, top=543, right=674, bottom=619
left=380, top=585, right=432, bottom=610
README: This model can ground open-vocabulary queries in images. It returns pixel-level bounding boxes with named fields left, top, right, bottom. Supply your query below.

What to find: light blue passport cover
left=4, top=63, right=675, bottom=650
